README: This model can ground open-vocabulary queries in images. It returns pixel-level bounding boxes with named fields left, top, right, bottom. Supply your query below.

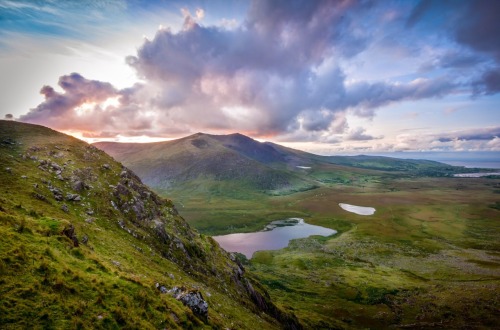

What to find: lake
left=212, top=218, right=336, bottom=259
left=339, top=203, right=376, bottom=215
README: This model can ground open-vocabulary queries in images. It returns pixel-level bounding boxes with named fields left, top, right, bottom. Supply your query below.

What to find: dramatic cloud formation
left=7, top=0, right=500, bottom=151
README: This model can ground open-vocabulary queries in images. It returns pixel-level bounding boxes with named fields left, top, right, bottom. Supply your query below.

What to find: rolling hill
left=95, top=133, right=318, bottom=196
left=0, top=120, right=301, bottom=329
left=94, top=133, right=476, bottom=234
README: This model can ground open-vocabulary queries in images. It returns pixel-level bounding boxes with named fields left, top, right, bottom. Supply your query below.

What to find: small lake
left=453, top=172, right=500, bottom=178
left=339, top=203, right=376, bottom=215
left=212, top=218, right=336, bottom=259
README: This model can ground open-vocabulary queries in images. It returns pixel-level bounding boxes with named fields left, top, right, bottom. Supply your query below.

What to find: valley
left=96, top=132, right=500, bottom=329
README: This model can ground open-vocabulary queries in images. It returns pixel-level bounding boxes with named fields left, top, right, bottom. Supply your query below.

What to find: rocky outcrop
left=157, top=285, right=209, bottom=319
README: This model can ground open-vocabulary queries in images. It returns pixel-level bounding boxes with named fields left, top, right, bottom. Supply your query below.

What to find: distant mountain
left=0, top=121, right=300, bottom=329
left=95, top=133, right=319, bottom=196
left=95, top=132, right=471, bottom=197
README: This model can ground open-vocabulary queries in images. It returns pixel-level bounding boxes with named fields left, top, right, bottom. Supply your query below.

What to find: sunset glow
left=1, top=0, right=499, bottom=153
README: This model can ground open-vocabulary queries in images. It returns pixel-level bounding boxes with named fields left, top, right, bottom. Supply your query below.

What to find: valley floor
left=172, top=176, right=500, bottom=329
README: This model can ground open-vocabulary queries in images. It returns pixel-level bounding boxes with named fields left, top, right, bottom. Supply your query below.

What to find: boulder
left=62, top=223, right=79, bottom=247
left=169, top=287, right=208, bottom=318
left=66, top=193, right=81, bottom=201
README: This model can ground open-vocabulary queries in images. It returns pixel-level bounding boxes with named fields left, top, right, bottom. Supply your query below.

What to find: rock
left=102, top=164, right=111, bottom=170
left=85, top=209, right=94, bottom=215
left=5, top=167, right=11, bottom=173
left=170, top=288, right=208, bottom=318
left=66, top=193, right=81, bottom=201
left=111, top=260, right=121, bottom=267
left=50, top=187, right=64, bottom=201
left=62, top=223, right=79, bottom=247
left=32, top=192, right=49, bottom=202
left=72, top=181, right=85, bottom=192
left=114, top=183, right=129, bottom=196
left=21, top=175, right=27, bottom=179
left=81, top=235, right=88, bottom=244
left=155, top=283, right=168, bottom=294
left=2, top=138, right=15, bottom=145
left=56, top=174, right=64, bottom=181
left=61, top=204, right=69, bottom=213
left=85, top=218, right=94, bottom=224
left=50, top=162, right=62, bottom=171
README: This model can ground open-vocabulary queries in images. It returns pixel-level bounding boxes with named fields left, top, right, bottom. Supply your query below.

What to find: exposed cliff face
left=0, top=120, right=301, bottom=329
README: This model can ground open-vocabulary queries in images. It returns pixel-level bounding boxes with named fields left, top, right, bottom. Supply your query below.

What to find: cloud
left=473, top=68, right=500, bottom=95
left=4, top=113, right=13, bottom=120
left=345, top=127, right=380, bottom=141
left=19, top=73, right=117, bottom=130
left=453, top=0, right=500, bottom=61
left=18, top=0, right=497, bottom=146
left=436, top=127, right=500, bottom=142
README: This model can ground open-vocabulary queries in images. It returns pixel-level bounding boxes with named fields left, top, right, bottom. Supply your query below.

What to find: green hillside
left=95, top=133, right=316, bottom=195
left=95, top=134, right=477, bottom=235
left=0, top=120, right=301, bottom=329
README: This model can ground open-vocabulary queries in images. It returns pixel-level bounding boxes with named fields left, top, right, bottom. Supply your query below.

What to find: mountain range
left=95, top=132, right=466, bottom=196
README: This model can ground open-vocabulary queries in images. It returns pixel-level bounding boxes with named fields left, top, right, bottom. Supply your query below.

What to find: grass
left=155, top=165, right=500, bottom=328
left=29, top=123, right=499, bottom=328
left=244, top=177, right=500, bottom=329
left=0, top=120, right=296, bottom=329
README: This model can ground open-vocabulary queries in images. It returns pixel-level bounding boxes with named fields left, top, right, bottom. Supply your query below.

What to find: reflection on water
left=212, top=218, right=336, bottom=259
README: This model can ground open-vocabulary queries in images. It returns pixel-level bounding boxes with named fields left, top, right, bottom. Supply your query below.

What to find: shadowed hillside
left=95, top=133, right=318, bottom=196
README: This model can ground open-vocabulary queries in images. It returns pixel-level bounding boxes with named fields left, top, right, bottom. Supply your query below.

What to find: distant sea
left=343, top=151, right=500, bottom=169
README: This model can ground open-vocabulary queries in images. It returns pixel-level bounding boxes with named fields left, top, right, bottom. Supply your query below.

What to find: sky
left=1, top=0, right=499, bottom=154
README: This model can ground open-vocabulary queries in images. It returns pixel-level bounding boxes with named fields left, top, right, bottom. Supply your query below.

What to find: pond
left=339, top=203, right=376, bottom=215
left=212, top=218, right=336, bottom=259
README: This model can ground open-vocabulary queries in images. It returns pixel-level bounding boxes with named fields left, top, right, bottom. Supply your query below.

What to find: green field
left=170, top=172, right=500, bottom=329
left=96, top=132, right=500, bottom=328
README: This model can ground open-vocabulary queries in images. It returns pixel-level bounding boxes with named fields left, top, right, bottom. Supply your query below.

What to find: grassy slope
left=0, top=121, right=300, bottom=329
left=95, top=134, right=315, bottom=195
left=96, top=131, right=499, bottom=328
left=249, top=177, right=500, bottom=329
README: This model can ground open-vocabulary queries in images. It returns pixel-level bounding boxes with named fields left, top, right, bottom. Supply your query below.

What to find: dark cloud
left=4, top=114, right=13, bottom=120
left=454, top=0, right=500, bottom=61
left=420, top=51, right=485, bottom=72
left=437, top=127, right=500, bottom=142
left=343, top=77, right=456, bottom=114
left=473, top=67, right=500, bottom=95
left=346, top=127, right=380, bottom=141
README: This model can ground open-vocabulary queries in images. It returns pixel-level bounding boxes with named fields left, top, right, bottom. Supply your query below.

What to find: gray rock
left=66, top=193, right=81, bottom=201
left=5, top=167, right=11, bottom=173
left=72, top=180, right=85, bottom=192
left=102, top=164, right=111, bottom=170
left=155, top=283, right=168, bottom=294
left=170, top=288, right=208, bottom=318
left=61, top=204, right=69, bottom=213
